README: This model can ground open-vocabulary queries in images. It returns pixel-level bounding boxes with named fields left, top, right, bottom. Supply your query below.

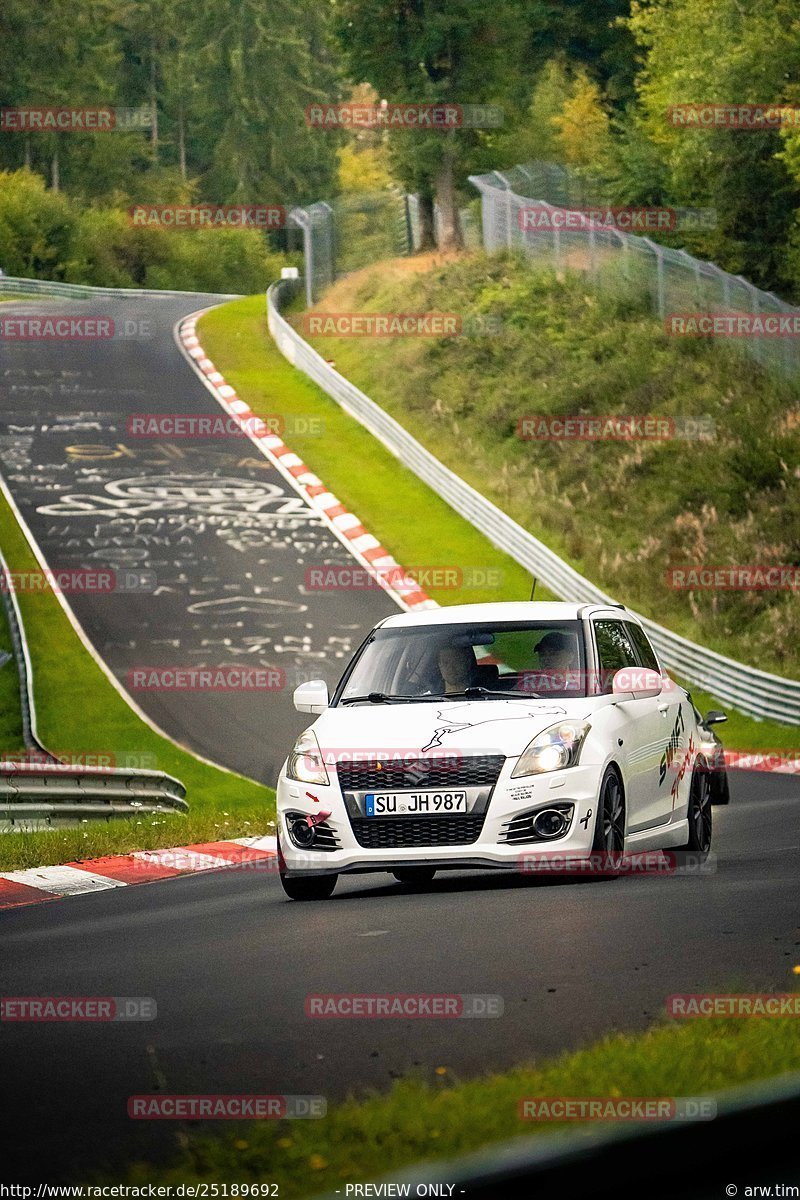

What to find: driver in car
left=521, top=631, right=580, bottom=695
left=400, top=641, right=482, bottom=696
left=438, top=643, right=480, bottom=693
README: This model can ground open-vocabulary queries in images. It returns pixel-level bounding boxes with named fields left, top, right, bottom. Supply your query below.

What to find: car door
left=624, top=620, right=688, bottom=827
left=592, top=619, right=670, bottom=832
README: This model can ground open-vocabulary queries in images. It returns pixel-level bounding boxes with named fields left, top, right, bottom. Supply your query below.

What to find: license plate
left=365, top=791, right=468, bottom=816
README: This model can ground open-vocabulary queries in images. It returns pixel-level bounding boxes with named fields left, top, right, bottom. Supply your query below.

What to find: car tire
left=392, top=867, right=437, bottom=887
left=592, top=765, right=626, bottom=854
left=677, top=765, right=712, bottom=857
left=280, top=873, right=338, bottom=901
left=711, top=764, right=730, bottom=806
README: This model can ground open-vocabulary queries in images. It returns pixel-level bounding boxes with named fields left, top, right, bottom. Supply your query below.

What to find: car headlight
left=511, top=719, right=591, bottom=778
left=286, top=729, right=329, bottom=785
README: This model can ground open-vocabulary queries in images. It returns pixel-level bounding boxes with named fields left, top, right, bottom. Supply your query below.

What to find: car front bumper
left=277, top=762, right=602, bottom=876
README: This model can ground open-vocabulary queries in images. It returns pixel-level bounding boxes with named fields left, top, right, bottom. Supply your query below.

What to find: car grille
left=336, top=754, right=505, bottom=793
left=350, top=814, right=487, bottom=849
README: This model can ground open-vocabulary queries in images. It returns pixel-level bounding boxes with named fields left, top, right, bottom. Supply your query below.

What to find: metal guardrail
left=0, top=548, right=55, bottom=759
left=0, top=761, right=187, bottom=829
left=268, top=279, right=800, bottom=725
left=0, top=275, right=242, bottom=300
left=0, top=546, right=188, bottom=828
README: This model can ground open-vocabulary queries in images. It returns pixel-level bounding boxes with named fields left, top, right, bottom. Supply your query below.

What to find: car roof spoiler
left=577, top=602, right=627, bottom=618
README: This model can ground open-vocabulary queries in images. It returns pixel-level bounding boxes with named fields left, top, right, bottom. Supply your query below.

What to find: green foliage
left=200, top=293, right=800, bottom=749
left=624, top=0, right=800, bottom=295
left=0, top=171, right=76, bottom=277
left=496, top=4, right=800, bottom=300
left=120, top=1015, right=800, bottom=1195
left=335, top=0, right=533, bottom=247
left=0, top=0, right=340, bottom=207
left=0, top=170, right=288, bottom=292
left=299, top=253, right=800, bottom=679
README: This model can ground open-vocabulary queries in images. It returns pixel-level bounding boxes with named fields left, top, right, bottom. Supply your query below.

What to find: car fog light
left=290, top=817, right=316, bottom=848
left=532, top=808, right=569, bottom=839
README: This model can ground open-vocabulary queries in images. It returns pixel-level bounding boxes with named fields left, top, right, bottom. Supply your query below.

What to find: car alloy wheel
left=594, top=767, right=625, bottom=853
left=687, top=768, right=712, bottom=855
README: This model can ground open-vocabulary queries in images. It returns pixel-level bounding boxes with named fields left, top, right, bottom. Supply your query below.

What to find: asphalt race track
left=2, top=769, right=799, bottom=1180
left=0, top=293, right=398, bottom=783
left=1, top=294, right=799, bottom=1182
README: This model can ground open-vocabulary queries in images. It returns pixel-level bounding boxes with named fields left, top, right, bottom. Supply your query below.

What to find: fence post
left=319, top=201, right=335, bottom=293
left=642, top=238, right=666, bottom=322
left=403, top=193, right=414, bottom=254
left=750, top=281, right=764, bottom=367
left=299, top=214, right=313, bottom=307
left=495, top=172, right=514, bottom=250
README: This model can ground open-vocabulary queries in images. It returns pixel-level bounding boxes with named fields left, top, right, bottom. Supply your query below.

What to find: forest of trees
left=2, top=0, right=800, bottom=296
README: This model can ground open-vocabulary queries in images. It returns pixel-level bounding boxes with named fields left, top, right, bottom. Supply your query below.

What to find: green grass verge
left=199, top=296, right=800, bottom=753
left=121, top=1013, right=800, bottom=1195
left=0, top=809, right=271, bottom=872
left=297, top=254, right=800, bottom=681
left=0, top=489, right=275, bottom=871
left=200, top=295, right=551, bottom=611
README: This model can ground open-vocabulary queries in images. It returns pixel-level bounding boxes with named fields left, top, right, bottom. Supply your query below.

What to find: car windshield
left=336, top=621, right=588, bottom=703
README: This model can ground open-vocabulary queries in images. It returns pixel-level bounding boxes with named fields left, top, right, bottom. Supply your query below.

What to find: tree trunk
left=51, top=144, right=60, bottom=192
left=23, top=136, right=31, bottom=170
left=417, top=190, right=436, bottom=251
left=434, top=144, right=464, bottom=252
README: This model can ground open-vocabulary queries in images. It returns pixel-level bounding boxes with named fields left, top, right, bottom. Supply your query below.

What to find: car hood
left=310, top=697, right=592, bottom=760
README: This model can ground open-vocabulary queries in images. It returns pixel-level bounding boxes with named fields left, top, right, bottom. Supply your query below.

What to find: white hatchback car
left=276, top=602, right=723, bottom=900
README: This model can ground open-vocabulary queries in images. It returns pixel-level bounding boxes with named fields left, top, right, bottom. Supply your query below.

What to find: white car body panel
left=276, top=602, right=703, bottom=878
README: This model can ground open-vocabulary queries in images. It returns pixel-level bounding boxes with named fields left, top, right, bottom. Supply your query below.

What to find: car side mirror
left=611, top=667, right=663, bottom=701
left=704, top=710, right=727, bottom=726
left=293, top=679, right=329, bottom=714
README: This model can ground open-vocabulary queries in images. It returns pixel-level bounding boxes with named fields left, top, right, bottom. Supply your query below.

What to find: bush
left=0, top=171, right=76, bottom=278
left=0, top=169, right=288, bottom=292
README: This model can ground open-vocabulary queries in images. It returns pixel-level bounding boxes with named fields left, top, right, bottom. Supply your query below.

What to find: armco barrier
left=0, top=275, right=242, bottom=300
left=267, top=279, right=800, bottom=725
left=0, top=547, right=55, bottom=760
left=0, top=515, right=188, bottom=827
left=0, top=761, right=188, bottom=828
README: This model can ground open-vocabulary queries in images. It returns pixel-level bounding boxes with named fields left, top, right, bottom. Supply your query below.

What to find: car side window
left=624, top=621, right=660, bottom=671
left=593, top=620, right=638, bottom=692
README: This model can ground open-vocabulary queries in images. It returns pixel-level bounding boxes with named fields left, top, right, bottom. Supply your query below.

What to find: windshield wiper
left=442, top=686, right=542, bottom=700
left=340, top=692, right=435, bottom=705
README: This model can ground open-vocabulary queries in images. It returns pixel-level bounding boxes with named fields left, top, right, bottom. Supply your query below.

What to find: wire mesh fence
left=268, top=279, right=800, bottom=724
left=468, top=163, right=800, bottom=380
left=291, top=190, right=481, bottom=304
left=290, top=191, right=412, bottom=305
